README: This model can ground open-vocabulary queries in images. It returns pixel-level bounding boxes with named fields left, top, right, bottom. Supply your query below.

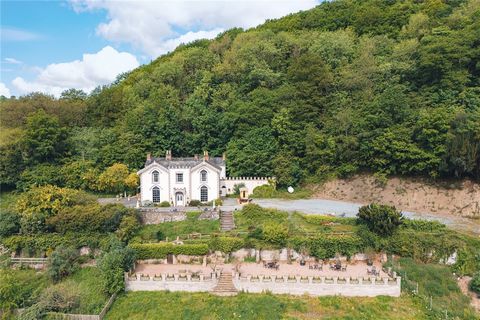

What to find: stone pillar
left=256, top=249, right=260, bottom=263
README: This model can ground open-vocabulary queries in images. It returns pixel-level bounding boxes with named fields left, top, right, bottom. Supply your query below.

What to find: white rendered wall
left=168, top=167, right=191, bottom=203
left=221, top=177, right=271, bottom=196
left=191, top=165, right=220, bottom=202
left=139, top=165, right=169, bottom=203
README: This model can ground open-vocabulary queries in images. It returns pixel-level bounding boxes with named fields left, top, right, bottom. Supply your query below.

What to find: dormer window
left=200, top=170, right=207, bottom=182
left=152, top=170, right=159, bottom=183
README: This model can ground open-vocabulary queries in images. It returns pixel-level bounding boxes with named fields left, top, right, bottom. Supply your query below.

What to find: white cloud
left=4, top=58, right=23, bottom=64
left=1, top=27, right=43, bottom=41
left=0, top=82, right=11, bottom=97
left=12, top=46, right=139, bottom=97
left=70, top=0, right=318, bottom=57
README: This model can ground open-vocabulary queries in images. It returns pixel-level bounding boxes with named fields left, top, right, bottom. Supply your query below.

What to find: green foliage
left=469, top=272, right=480, bottom=294
left=47, top=203, right=136, bottom=234
left=291, top=235, right=363, bottom=260
left=15, top=185, right=96, bottom=233
left=116, top=214, right=141, bottom=242
left=97, top=163, right=136, bottom=194
left=98, top=240, right=136, bottom=294
left=2, top=0, right=480, bottom=186
left=393, top=257, right=478, bottom=319
left=20, top=109, right=68, bottom=164
left=0, top=210, right=20, bottom=238
left=357, top=204, right=403, bottom=237
left=261, top=222, right=288, bottom=247
left=16, top=164, right=64, bottom=191
left=129, top=243, right=209, bottom=259
left=2, top=232, right=114, bottom=255
left=188, top=200, right=201, bottom=207
left=232, top=183, right=246, bottom=195
left=158, top=201, right=171, bottom=207
left=0, top=268, right=48, bottom=311
left=47, top=246, right=80, bottom=282
left=208, top=237, right=244, bottom=253
left=251, top=185, right=313, bottom=199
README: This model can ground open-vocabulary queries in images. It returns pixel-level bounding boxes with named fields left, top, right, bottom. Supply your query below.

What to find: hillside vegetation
left=1, top=0, right=479, bottom=191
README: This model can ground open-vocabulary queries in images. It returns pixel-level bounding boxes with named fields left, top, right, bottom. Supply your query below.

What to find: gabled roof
left=136, top=160, right=169, bottom=175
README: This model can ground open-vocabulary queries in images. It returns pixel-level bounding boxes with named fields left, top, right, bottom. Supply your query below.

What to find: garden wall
left=233, top=273, right=401, bottom=297
left=125, top=273, right=218, bottom=292
left=139, top=209, right=186, bottom=224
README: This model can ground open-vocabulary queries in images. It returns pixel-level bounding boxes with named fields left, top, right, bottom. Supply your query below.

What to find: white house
left=137, top=151, right=272, bottom=206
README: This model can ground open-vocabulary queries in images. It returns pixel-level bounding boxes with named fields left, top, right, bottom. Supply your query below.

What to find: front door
left=175, top=192, right=184, bottom=206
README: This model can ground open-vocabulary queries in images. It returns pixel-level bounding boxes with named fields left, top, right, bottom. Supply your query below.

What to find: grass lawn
left=56, top=267, right=109, bottom=314
left=393, top=258, right=478, bottom=319
left=104, top=291, right=427, bottom=320
left=132, top=211, right=220, bottom=242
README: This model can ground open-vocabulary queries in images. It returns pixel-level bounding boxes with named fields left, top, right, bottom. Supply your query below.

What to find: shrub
left=61, top=160, right=97, bottom=190
left=0, top=210, right=20, bottom=238
left=189, top=200, right=202, bottom=207
left=2, top=232, right=113, bottom=255
left=37, top=283, right=81, bottom=313
left=97, top=163, right=134, bottom=194
left=158, top=201, right=170, bottom=207
left=209, top=237, right=244, bottom=253
left=251, top=184, right=276, bottom=198
left=47, top=203, right=135, bottom=234
left=129, top=243, right=209, bottom=259
left=16, top=164, right=64, bottom=191
left=116, top=214, right=141, bottom=242
left=47, top=246, right=80, bottom=282
left=357, top=203, right=403, bottom=237
left=0, top=268, right=47, bottom=311
left=98, top=241, right=136, bottom=294
left=469, top=272, right=480, bottom=294
left=15, top=185, right=96, bottom=233
left=262, top=222, right=288, bottom=246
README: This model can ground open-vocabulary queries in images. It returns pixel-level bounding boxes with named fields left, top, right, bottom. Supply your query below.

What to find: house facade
left=137, top=151, right=272, bottom=206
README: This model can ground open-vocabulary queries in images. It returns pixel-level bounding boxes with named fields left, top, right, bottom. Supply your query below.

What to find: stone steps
left=211, top=272, right=237, bottom=296
left=220, top=211, right=235, bottom=231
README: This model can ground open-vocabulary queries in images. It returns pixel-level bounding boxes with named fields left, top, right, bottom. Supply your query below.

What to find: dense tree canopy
left=1, top=0, right=479, bottom=190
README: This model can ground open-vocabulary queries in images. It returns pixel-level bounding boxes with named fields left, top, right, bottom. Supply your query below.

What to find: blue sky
left=1, top=0, right=318, bottom=97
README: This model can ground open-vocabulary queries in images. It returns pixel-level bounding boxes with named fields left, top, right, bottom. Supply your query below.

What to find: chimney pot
left=203, top=150, right=209, bottom=161
left=166, top=150, right=172, bottom=160
left=194, top=154, right=198, bottom=160
left=147, top=153, right=152, bottom=161
left=222, top=152, right=226, bottom=161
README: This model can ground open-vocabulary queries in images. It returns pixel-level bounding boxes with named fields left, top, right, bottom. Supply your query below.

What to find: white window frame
left=152, top=170, right=159, bottom=183
left=200, top=186, right=208, bottom=202
left=152, top=186, right=160, bottom=203
left=176, top=173, right=184, bottom=183
left=200, top=170, right=207, bottom=182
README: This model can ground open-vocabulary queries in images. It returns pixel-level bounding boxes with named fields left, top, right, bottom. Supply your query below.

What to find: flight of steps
left=211, top=272, right=238, bottom=296
left=220, top=211, right=235, bottom=231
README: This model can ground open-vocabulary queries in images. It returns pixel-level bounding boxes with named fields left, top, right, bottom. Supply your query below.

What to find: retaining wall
left=233, top=273, right=401, bottom=297
left=125, top=273, right=218, bottom=292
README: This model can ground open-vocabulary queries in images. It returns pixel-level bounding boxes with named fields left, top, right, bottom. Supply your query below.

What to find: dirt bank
left=312, top=174, right=480, bottom=219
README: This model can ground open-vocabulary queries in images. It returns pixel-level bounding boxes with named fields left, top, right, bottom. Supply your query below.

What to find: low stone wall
left=125, top=273, right=219, bottom=292
left=233, top=273, right=401, bottom=297
left=139, top=209, right=187, bottom=224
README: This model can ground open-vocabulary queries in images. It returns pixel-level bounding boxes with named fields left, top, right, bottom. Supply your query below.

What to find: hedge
left=208, top=237, right=244, bottom=253
left=1, top=233, right=114, bottom=255
left=129, top=243, right=209, bottom=259
left=290, top=235, right=363, bottom=259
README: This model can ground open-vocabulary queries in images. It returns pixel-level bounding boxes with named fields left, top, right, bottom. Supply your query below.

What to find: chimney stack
left=194, top=154, right=198, bottom=160
left=222, top=152, right=226, bottom=161
left=166, top=150, right=172, bottom=160
left=203, top=150, right=209, bottom=161
left=147, top=153, right=152, bottom=161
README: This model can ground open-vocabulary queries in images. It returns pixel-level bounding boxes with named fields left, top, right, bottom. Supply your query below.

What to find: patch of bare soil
left=312, top=174, right=480, bottom=219
left=458, top=276, right=480, bottom=314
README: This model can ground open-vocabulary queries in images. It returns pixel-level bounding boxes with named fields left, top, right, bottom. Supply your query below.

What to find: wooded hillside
left=1, top=0, right=479, bottom=190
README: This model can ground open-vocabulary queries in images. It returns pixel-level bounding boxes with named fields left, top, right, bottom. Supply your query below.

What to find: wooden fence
left=10, top=257, right=48, bottom=264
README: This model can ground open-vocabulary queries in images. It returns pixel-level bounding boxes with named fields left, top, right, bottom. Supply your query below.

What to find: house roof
left=144, top=157, right=225, bottom=170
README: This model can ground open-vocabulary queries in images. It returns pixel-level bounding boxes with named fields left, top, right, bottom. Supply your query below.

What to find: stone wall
left=125, top=273, right=218, bottom=292
left=233, top=273, right=401, bottom=297
left=124, top=272, right=401, bottom=297
left=139, top=208, right=187, bottom=224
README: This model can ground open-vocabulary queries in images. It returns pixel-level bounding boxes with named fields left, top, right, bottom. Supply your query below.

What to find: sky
left=1, top=0, right=319, bottom=98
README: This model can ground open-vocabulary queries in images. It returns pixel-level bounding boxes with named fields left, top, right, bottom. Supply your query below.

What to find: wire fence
left=392, top=263, right=462, bottom=319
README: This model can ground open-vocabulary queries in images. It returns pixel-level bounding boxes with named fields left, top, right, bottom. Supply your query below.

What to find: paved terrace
left=134, top=260, right=388, bottom=278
